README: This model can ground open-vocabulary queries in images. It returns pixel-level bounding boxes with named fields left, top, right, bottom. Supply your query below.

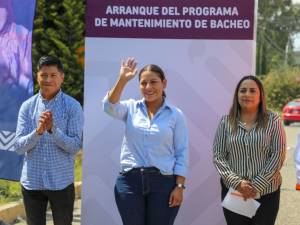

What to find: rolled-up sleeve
left=102, top=93, right=129, bottom=121
left=173, top=110, right=189, bottom=177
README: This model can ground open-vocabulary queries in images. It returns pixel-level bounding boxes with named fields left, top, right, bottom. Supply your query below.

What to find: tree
left=256, top=0, right=300, bottom=75
left=32, top=0, right=85, bottom=104
left=263, top=67, right=300, bottom=111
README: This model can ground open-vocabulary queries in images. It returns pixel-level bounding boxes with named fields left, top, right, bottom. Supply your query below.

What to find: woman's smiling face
left=139, top=70, right=167, bottom=103
left=238, top=79, right=260, bottom=112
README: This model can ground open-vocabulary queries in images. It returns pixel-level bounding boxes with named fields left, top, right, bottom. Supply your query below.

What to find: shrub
left=262, top=67, right=300, bottom=112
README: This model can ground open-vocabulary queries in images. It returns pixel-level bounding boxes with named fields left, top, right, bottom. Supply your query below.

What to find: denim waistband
left=120, top=167, right=160, bottom=175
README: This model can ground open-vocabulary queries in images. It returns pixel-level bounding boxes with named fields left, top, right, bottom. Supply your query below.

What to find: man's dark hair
left=37, top=56, right=64, bottom=72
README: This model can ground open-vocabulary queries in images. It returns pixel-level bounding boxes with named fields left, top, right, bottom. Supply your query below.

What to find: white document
left=221, top=187, right=261, bottom=218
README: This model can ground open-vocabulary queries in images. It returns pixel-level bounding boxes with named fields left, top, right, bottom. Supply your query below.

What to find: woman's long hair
left=229, top=75, right=268, bottom=132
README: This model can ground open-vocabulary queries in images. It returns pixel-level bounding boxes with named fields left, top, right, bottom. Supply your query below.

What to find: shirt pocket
left=54, top=111, right=68, bottom=133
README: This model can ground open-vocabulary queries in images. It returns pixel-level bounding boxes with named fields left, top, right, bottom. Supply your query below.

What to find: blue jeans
left=114, top=167, right=180, bottom=225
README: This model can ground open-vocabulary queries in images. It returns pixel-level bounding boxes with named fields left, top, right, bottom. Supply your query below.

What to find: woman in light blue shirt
left=103, top=58, right=189, bottom=225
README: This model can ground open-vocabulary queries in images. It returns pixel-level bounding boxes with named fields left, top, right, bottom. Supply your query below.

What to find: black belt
left=120, top=167, right=160, bottom=175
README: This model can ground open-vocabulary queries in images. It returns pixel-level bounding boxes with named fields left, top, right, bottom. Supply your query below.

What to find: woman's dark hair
left=229, top=75, right=268, bottom=132
left=138, top=64, right=166, bottom=97
left=0, top=1, right=14, bottom=35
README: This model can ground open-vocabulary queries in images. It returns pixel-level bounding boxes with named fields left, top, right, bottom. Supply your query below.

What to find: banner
left=83, top=1, right=257, bottom=224
left=0, top=0, right=35, bottom=181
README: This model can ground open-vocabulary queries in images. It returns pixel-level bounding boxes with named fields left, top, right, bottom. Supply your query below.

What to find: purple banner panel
left=0, top=0, right=35, bottom=181
left=86, top=0, right=255, bottom=40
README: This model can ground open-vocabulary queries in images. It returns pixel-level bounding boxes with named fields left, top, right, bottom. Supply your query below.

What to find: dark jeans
left=221, top=180, right=280, bottom=225
left=21, top=183, right=75, bottom=225
left=114, top=167, right=180, bottom=225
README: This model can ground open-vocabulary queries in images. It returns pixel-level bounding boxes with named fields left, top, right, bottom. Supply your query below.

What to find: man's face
left=37, top=65, right=64, bottom=100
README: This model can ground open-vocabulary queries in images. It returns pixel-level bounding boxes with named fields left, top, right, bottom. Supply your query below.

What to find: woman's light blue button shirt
left=103, top=94, right=189, bottom=177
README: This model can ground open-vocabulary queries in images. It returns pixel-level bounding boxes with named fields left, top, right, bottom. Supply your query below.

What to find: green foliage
left=256, top=1, right=300, bottom=75
left=0, top=180, right=21, bottom=205
left=75, top=151, right=82, bottom=181
left=262, top=67, right=300, bottom=111
left=32, top=0, right=85, bottom=104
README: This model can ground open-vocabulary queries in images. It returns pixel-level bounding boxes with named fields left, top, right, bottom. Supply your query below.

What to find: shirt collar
left=38, top=89, right=62, bottom=102
left=237, top=119, right=257, bottom=130
left=137, top=98, right=172, bottom=111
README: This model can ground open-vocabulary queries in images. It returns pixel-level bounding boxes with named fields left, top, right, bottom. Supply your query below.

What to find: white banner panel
left=83, top=1, right=257, bottom=225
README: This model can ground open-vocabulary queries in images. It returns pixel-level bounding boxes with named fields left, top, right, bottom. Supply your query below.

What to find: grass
left=0, top=152, right=82, bottom=206
left=0, top=179, right=21, bottom=205
left=75, top=151, right=82, bottom=181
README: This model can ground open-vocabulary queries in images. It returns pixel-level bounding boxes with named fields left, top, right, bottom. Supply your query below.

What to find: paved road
left=13, top=125, right=300, bottom=225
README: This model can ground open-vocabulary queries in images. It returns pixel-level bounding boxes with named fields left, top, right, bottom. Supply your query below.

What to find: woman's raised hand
left=119, top=58, right=138, bottom=82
